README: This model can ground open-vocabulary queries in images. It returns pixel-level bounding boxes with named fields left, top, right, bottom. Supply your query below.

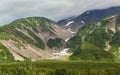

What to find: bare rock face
left=105, top=16, right=116, bottom=33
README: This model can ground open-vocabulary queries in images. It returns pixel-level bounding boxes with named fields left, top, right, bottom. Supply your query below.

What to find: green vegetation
left=110, top=31, right=120, bottom=57
left=0, top=43, right=14, bottom=63
left=68, top=35, right=82, bottom=49
left=47, top=38, right=64, bottom=49
left=0, top=32, right=14, bottom=40
left=69, top=16, right=120, bottom=61
left=0, top=17, right=56, bottom=49
left=24, top=17, right=53, bottom=32
left=110, top=31, right=120, bottom=47
left=100, top=19, right=109, bottom=27
left=27, top=29, right=45, bottom=49
left=85, top=28, right=111, bottom=48
left=0, top=60, right=120, bottom=75
left=116, top=16, right=120, bottom=31
left=11, top=29, right=45, bottom=49
left=70, top=42, right=115, bottom=61
left=1, top=16, right=120, bottom=75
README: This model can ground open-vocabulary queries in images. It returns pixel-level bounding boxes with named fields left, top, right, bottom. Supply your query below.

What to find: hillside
left=0, top=17, right=72, bottom=62
left=58, top=6, right=120, bottom=32
left=69, top=15, right=120, bottom=61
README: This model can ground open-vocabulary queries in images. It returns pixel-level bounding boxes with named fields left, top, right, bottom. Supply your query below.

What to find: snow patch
left=65, top=38, right=71, bottom=42
left=65, top=29, right=76, bottom=42
left=65, top=21, right=74, bottom=26
left=86, top=11, right=90, bottom=14
left=71, top=31, right=76, bottom=34
left=53, top=48, right=70, bottom=56
left=67, top=28, right=76, bottom=34
left=60, top=48, right=70, bottom=55
left=81, top=20, right=85, bottom=25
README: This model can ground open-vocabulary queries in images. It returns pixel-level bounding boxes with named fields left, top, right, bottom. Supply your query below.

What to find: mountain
left=0, top=17, right=72, bottom=62
left=69, top=15, right=120, bottom=61
left=58, top=6, right=120, bottom=32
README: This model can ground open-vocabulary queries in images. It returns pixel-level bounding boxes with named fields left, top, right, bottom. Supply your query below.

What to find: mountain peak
left=58, top=6, right=120, bottom=32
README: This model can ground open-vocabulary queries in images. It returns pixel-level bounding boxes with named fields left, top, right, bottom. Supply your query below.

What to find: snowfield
left=53, top=48, right=70, bottom=56
left=65, top=21, right=74, bottom=26
left=48, top=48, right=70, bottom=59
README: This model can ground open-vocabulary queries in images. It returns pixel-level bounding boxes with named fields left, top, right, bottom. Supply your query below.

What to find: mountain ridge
left=69, top=15, right=120, bottom=61
left=0, top=17, right=72, bottom=62
left=58, top=6, right=120, bottom=32
left=1, top=11, right=120, bottom=62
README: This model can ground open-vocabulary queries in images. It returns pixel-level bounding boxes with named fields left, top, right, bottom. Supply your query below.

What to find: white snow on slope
left=65, top=29, right=76, bottom=42
left=47, top=27, right=77, bottom=59
left=47, top=48, right=70, bottom=59
left=53, top=48, right=70, bottom=56
left=86, top=11, right=90, bottom=14
left=67, top=28, right=76, bottom=34
left=65, top=21, right=74, bottom=26
left=81, top=20, right=85, bottom=25
left=65, top=38, right=71, bottom=42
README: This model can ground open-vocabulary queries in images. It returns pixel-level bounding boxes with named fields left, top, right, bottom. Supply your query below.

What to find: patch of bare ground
left=0, top=40, right=57, bottom=61
left=106, top=16, right=116, bottom=33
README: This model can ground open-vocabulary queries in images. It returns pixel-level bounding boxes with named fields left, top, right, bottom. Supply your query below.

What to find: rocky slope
left=58, top=6, right=120, bottom=32
left=69, top=15, right=120, bottom=61
left=0, top=17, right=72, bottom=62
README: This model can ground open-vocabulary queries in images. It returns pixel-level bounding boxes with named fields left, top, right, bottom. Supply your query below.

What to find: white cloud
left=0, top=0, right=120, bottom=25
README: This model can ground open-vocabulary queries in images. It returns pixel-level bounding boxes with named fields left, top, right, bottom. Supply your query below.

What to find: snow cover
left=86, top=11, right=90, bottom=14
left=65, top=21, right=74, bottom=26
left=67, top=28, right=76, bottom=34
left=47, top=48, right=70, bottom=59
left=60, top=48, right=70, bottom=55
left=65, top=38, right=71, bottom=42
left=81, top=20, right=85, bottom=25
left=53, top=48, right=70, bottom=56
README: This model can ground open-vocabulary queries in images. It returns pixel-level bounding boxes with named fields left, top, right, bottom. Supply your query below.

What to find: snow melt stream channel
left=49, top=28, right=76, bottom=59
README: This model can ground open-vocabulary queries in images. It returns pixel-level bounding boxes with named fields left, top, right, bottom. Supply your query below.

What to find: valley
left=1, top=15, right=120, bottom=62
left=1, top=7, right=120, bottom=75
left=47, top=27, right=76, bottom=60
left=1, top=0, right=120, bottom=75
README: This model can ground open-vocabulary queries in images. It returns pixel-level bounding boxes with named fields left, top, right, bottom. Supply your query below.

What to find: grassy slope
left=70, top=42, right=116, bottom=61
left=0, top=17, right=64, bottom=50
left=0, top=17, right=66, bottom=62
left=1, top=17, right=52, bottom=48
left=69, top=16, right=120, bottom=61
left=0, top=17, right=46, bottom=49
left=47, top=38, right=64, bottom=49
left=0, top=43, right=14, bottom=63
left=0, top=17, right=48, bottom=62
left=0, top=60, right=120, bottom=75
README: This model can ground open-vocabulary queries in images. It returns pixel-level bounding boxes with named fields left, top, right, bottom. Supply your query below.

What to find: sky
left=0, top=0, right=120, bottom=25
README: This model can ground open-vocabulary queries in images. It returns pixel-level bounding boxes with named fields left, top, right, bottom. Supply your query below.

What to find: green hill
left=69, top=15, right=120, bottom=61
left=0, top=17, right=72, bottom=62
